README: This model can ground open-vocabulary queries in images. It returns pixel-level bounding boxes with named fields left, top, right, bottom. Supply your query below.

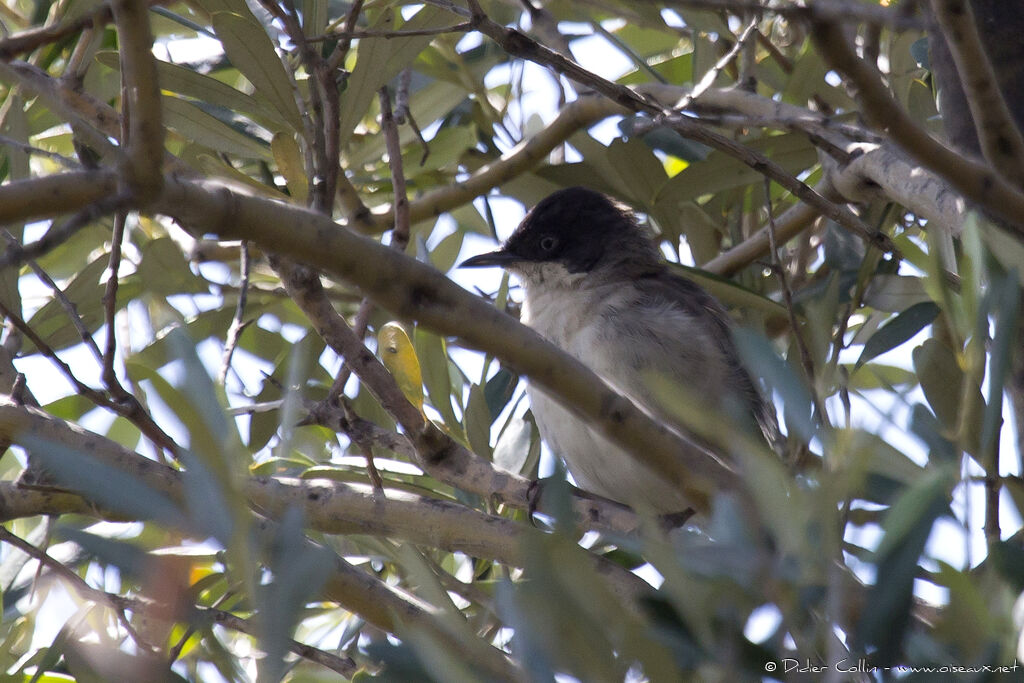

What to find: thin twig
left=653, top=0, right=925, bottom=29
left=326, top=297, right=375, bottom=404
left=219, top=242, right=252, bottom=385
left=642, top=114, right=898, bottom=255
left=0, top=3, right=114, bottom=59
left=1, top=231, right=105, bottom=364
left=764, top=178, right=828, bottom=429
left=313, top=21, right=473, bottom=42
left=0, top=294, right=178, bottom=455
left=0, top=135, right=81, bottom=168
left=379, top=87, right=411, bottom=252
left=325, top=0, right=365, bottom=72
left=0, top=193, right=131, bottom=271
left=325, top=87, right=413, bottom=410
left=674, top=18, right=759, bottom=113
left=102, top=212, right=127, bottom=387
left=0, top=526, right=157, bottom=654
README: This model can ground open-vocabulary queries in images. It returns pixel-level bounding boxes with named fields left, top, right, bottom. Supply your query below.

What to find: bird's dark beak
left=458, top=249, right=519, bottom=268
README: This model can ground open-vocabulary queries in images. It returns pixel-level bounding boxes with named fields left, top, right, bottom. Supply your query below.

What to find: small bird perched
left=460, top=187, right=777, bottom=513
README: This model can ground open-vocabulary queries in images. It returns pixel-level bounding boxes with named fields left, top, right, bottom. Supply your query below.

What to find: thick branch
left=0, top=61, right=122, bottom=159
left=0, top=400, right=647, bottom=605
left=703, top=194, right=819, bottom=276
left=388, top=96, right=624, bottom=232
left=811, top=20, right=1024, bottom=235
left=110, top=0, right=164, bottom=203
left=929, top=0, right=1024, bottom=188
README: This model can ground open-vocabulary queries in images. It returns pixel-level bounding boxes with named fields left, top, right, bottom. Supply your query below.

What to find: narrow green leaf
left=24, top=436, right=186, bottom=528
left=912, top=338, right=961, bottom=428
left=337, top=4, right=457, bottom=148
left=493, top=414, right=538, bottom=475
left=980, top=269, right=1020, bottom=460
left=271, top=132, right=308, bottom=203
left=413, top=326, right=460, bottom=432
left=858, top=469, right=950, bottom=664
left=95, top=51, right=279, bottom=125
left=464, top=383, right=492, bottom=458
left=667, top=263, right=789, bottom=322
left=733, top=329, right=816, bottom=442
left=484, top=366, right=518, bottom=421
left=132, top=237, right=209, bottom=296
left=211, top=11, right=303, bottom=131
left=857, top=301, right=939, bottom=368
left=163, top=95, right=272, bottom=160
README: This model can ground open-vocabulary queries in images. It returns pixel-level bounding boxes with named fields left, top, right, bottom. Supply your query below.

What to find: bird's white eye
left=539, top=235, right=558, bottom=251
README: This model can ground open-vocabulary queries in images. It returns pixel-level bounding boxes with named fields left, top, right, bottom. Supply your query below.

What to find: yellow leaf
left=271, top=132, right=308, bottom=204
left=378, top=322, right=424, bottom=413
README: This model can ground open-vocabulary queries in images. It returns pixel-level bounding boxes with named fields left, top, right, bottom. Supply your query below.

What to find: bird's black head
left=459, top=187, right=660, bottom=277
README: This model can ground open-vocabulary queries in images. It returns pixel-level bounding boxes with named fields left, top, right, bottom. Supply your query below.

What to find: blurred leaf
left=24, top=436, right=185, bottom=528
left=980, top=269, right=1020, bottom=461
left=611, top=23, right=680, bottom=57
left=668, top=263, right=788, bottom=322
left=733, top=329, right=816, bottom=442
left=933, top=562, right=994, bottom=658
left=912, top=339, right=985, bottom=453
left=659, top=132, right=816, bottom=202
left=55, top=527, right=150, bottom=578
left=259, top=507, right=334, bottom=682
left=464, top=383, right=492, bottom=458
left=44, top=394, right=96, bottom=421
left=847, top=363, right=917, bottom=391
left=428, top=229, right=465, bottom=274
left=862, top=275, right=931, bottom=312
left=604, top=137, right=669, bottom=203
left=910, top=36, right=930, bottom=70
left=910, top=403, right=958, bottom=463
left=271, top=132, right=308, bottom=204
left=132, top=237, right=209, bottom=297
left=24, top=255, right=140, bottom=353
left=95, top=51, right=280, bottom=125
left=621, top=118, right=710, bottom=163
left=484, top=366, right=518, bottom=421
left=857, top=301, right=939, bottom=368
left=210, top=10, right=303, bottom=131
left=163, top=95, right=272, bottom=160
left=988, top=538, right=1024, bottom=591
left=858, top=468, right=950, bottom=664
left=493, top=413, right=538, bottom=475
left=413, top=326, right=460, bottom=432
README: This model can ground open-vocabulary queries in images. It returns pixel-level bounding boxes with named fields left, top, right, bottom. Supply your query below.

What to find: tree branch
left=929, top=0, right=1024, bottom=189
left=0, top=399, right=648, bottom=605
left=810, top=19, right=1024, bottom=236
left=110, top=0, right=164, bottom=204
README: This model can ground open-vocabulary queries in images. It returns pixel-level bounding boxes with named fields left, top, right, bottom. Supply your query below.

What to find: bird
left=459, top=187, right=778, bottom=513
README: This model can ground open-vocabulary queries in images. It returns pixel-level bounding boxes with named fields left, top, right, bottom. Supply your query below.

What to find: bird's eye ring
left=539, top=236, right=558, bottom=251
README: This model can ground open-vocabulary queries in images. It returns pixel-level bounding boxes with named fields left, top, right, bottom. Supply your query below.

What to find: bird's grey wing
left=608, top=271, right=780, bottom=446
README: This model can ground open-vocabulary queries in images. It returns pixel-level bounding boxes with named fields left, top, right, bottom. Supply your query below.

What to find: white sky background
left=7, top=3, right=1024, bottom=670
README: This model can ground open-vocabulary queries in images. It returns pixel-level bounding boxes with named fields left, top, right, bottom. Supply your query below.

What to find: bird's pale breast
left=521, top=272, right=729, bottom=512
